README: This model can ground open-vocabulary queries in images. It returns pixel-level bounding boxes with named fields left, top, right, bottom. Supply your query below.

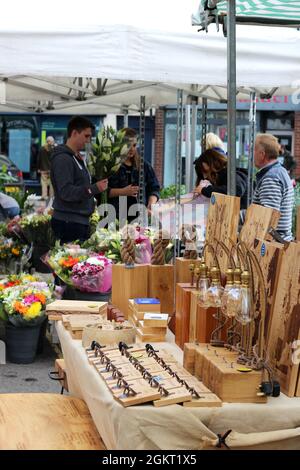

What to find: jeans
left=51, top=218, right=90, bottom=244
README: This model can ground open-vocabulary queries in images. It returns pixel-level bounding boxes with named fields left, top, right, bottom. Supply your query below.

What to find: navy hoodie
left=50, top=145, right=100, bottom=225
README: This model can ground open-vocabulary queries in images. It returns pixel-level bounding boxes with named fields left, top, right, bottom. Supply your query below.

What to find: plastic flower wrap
left=71, top=254, right=112, bottom=293
left=82, top=227, right=122, bottom=262
left=1, top=283, right=53, bottom=327
left=46, top=243, right=88, bottom=285
left=134, top=228, right=152, bottom=264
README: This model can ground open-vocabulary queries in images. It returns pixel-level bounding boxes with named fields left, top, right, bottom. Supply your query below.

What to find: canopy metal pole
left=138, top=96, right=146, bottom=222
left=247, top=91, right=256, bottom=207
left=185, top=104, right=191, bottom=192
left=201, top=97, right=208, bottom=152
left=123, top=105, right=129, bottom=128
left=175, top=89, right=184, bottom=257
left=190, top=100, right=198, bottom=189
left=227, top=0, right=236, bottom=196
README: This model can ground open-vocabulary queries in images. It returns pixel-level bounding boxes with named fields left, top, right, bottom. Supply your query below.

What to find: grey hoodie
left=50, top=145, right=100, bottom=225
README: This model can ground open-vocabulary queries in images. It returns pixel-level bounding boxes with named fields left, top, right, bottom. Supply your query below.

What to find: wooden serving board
left=183, top=393, right=222, bottom=407
left=46, top=300, right=107, bottom=321
left=240, top=203, right=280, bottom=250
left=153, top=387, right=192, bottom=407
left=266, top=241, right=300, bottom=397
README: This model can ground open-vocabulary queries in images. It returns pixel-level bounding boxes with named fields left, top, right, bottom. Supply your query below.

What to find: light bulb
left=197, top=261, right=210, bottom=307
left=206, top=266, right=224, bottom=308
left=221, top=268, right=235, bottom=317
left=235, top=270, right=253, bottom=325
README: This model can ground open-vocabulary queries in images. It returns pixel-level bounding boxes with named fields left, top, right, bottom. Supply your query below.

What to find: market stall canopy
left=0, top=0, right=300, bottom=113
left=192, top=0, right=300, bottom=31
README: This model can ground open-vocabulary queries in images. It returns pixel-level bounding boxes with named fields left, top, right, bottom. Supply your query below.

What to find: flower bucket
left=5, top=323, right=41, bottom=364
left=63, top=286, right=111, bottom=302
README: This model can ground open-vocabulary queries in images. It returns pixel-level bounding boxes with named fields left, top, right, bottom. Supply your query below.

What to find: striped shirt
left=253, top=161, right=294, bottom=241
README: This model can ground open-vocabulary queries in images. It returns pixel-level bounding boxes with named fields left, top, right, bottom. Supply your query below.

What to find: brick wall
left=294, top=112, right=300, bottom=179
left=153, top=108, right=164, bottom=187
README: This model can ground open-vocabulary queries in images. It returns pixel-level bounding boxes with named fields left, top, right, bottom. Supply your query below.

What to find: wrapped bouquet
left=71, top=254, right=112, bottom=293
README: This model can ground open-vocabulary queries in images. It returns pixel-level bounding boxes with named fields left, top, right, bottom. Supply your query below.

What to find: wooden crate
left=112, top=264, right=148, bottom=318
left=266, top=241, right=300, bottom=397
left=205, top=193, right=240, bottom=272
left=240, top=203, right=280, bottom=250
left=148, top=265, right=174, bottom=315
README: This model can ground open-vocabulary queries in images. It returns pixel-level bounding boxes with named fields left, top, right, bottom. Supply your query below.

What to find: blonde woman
left=205, top=132, right=226, bottom=155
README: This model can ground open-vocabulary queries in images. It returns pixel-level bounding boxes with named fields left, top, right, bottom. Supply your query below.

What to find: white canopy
left=0, top=0, right=300, bottom=113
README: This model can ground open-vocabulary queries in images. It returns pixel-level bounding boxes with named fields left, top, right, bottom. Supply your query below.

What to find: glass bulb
left=223, top=285, right=242, bottom=318
left=236, top=286, right=252, bottom=325
left=206, top=284, right=224, bottom=308
left=197, top=278, right=210, bottom=308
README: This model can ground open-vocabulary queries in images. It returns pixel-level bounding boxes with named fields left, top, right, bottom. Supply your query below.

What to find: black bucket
left=5, top=323, right=41, bottom=364
left=31, top=245, right=52, bottom=273
left=63, top=286, right=111, bottom=302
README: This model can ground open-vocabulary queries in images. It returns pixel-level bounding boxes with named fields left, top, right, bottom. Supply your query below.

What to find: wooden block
left=0, top=394, right=105, bottom=450
left=114, top=383, right=161, bottom=407
left=148, top=265, right=174, bottom=315
left=195, top=346, right=267, bottom=403
left=153, top=387, right=192, bottom=407
left=296, top=369, right=300, bottom=397
left=189, top=291, right=218, bottom=343
left=297, top=206, right=300, bottom=242
left=133, top=298, right=161, bottom=312
left=175, top=257, right=195, bottom=284
left=46, top=300, right=107, bottom=320
left=136, top=328, right=166, bottom=343
left=205, top=193, right=240, bottom=272
left=55, top=358, right=69, bottom=392
left=138, top=320, right=167, bottom=335
left=175, top=283, right=196, bottom=349
left=183, top=343, right=196, bottom=375
left=183, top=393, right=222, bottom=407
left=240, top=203, right=280, bottom=250
left=267, top=241, right=300, bottom=397
left=112, top=264, right=149, bottom=319
left=143, top=313, right=169, bottom=327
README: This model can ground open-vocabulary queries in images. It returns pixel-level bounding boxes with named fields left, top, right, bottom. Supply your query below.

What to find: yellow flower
left=22, top=275, right=37, bottom=282
left=11, top=248, right=20, bottom=256
left=26, top=302, right=42, bottom=319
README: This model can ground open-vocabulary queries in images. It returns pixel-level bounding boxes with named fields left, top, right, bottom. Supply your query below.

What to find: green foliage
left=160, top=185, right=186, bottom=199
left=0, top=165, right=17, bottom=192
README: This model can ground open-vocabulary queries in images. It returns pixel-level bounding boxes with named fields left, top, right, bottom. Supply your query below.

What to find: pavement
left=0, top=321, right=63, bottom=394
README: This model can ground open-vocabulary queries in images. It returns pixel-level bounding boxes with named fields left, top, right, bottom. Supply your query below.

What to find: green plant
left=160, top=184, right=186, bottom=199
left=292, top=182, right=300, bottom=237
left=0, top=165, right=17, bottom=192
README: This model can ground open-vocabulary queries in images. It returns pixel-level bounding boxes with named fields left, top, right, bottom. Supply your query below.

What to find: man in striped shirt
left=253, top=133, right=294, bottom=242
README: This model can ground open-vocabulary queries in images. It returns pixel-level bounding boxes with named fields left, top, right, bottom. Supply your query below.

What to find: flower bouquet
left=71, top=254, right=112, bottom=293
left=88, top=126, right=129, bottom=180
left=1, top=283, right=53, bottom=327
left=134, top=228, right=152, bottom=264
left=82, top=227, right=122, bottom=263
left=19, top=213, right=55, bottom=247
left=46, top=243, right=88, bottom=285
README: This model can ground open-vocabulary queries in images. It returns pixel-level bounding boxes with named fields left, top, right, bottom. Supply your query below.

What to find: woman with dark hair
left=193, top=149, right=248, bottom=209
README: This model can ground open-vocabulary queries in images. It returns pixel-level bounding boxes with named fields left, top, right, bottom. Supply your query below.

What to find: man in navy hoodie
left=50, top=116, right=108, bottom=243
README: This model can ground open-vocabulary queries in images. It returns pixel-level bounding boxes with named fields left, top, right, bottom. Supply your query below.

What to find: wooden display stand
left=148, top=264, right=174, bottom=315
left=189, top=290, right=220, bottom=344
left=240, top=203, right=280, bottom=250
left=267, top=241, right=300, bottom=397
left=205, top=193, right=240, bottom=272
left=112, top=264, right=148, bottom=318
left=175, top=258, right=196, bottom=284
left=189, top=344, right=267, bottom=403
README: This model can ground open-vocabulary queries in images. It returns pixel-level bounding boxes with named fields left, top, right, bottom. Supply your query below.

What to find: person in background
left=205, top=132, right=227, bottom=155
left=50, top=116, right=108, bottom=244
left=279, top=144, right=296, bottom=179
left=0, top=191, right=20, bottom=219
left=253, top=133, right=294, bottom=241
left=108, top=127, right=160, bottom=222
left=37, top=136, right=55, bottom=199
left=193, top=148, right=248, bottom=209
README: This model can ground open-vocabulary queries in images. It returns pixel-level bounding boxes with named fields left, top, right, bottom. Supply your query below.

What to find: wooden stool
left=0, top=393, right=106, bottom=450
